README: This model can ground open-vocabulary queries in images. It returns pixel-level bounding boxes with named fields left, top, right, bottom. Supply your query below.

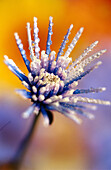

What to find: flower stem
left=9, top=113, right=40, bottom=170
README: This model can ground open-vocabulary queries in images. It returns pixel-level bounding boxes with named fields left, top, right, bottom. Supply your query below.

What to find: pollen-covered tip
left=14, top=32, right=19, bottom=39
left=101, top=49, right=107, bottom=53
left=38, top=95, right=45, bottom=101
left=32, top=86, right=37, bottom=93
left=80, top=27, right=84, bottom=33
left=43, top=117, right=50, bottom=127
left=70, top=24, right=73, bottom=30
left=34, top=106, right=40, bottom=115
left=101, top=87, right=106, bottom=91
left=4, top=55, right=8, bottom=61
left=22, top=112, right=29, bottom=119
left=28, top=73, right=33, bottom=82
left=32, top=95, right=37, bottom=101
left=22, top=81, right=29, bottom=89
left=22, top=105, right=35, bottom=118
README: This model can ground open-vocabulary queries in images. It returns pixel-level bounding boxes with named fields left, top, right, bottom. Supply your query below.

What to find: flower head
left=4, top=17, right=111, bottom=126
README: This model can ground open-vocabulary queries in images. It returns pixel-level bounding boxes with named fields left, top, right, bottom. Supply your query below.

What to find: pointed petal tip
left=4, top=55, right=8, bottom=60
left=34, top=17, right=37, bottom=21
left=88, top=114, right=95, bottom=120
left=43, top=117, right=49, bottom=127
left=22, top=112, right=29, bottom=119
left=15, top=89, right=28, bottom=100
left=97, top=61, right=102, bottom=65
left=102, top=49, right=107, bottom=53
left=80, top=27, right=84, bottom=32
left=70, top=24, right=73, bottom=29
left=27, top=22, right=30, bottom=28
left=101, top=87, right=106, bottom=91
left=14, top=32, right=18, bottom=36
left=95, top=40, right=99, bottom=44
left=106, top=101, right=111, bottom=105
left=77, top=118, right=83, bottom=124
left=49, top=16, right=53, bottom=20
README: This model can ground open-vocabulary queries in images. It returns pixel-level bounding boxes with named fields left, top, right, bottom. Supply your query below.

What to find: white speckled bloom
left=4, top=17, right=111, bottom=126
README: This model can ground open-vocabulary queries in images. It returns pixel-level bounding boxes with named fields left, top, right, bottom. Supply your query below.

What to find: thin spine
left=33, top=17, right=40, bottom=58
left=59, top=102, right=94, bottom=120
left=71, top=96, right=111, bottom=105
left=73, top=87, right=106, bottom=94
left=48, top=51, right=56, bottom=72
left=4, top=55, right=27, bottom=82
left=14, top=33, right=30, bottom=72
left=46, top=103, right=82, bottom=124
left=41, top=51, right=49, bottom=70
left=74, top=49, right=106, bottom=72
left=41, top=106, right=50, bottom=126
left=75, top=109, right=95, bottom=120
left=64, top=27, right=84, bottom=58
left=22, top=104, right=36, bottom=118
left=67, top=41, right=99, bottom=72
left=27, top=22, right=35, bottom=60
left=46, top=16, right=53, bottom=55
left=65, top=61, right=102, bottom=86
left=56, top=24, right=73, bottom=60
left=16, top=89, right=32, bottom=99
left=66, top=50, right=105, bottom=79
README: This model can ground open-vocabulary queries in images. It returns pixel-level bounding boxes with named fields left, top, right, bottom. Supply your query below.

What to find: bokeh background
left=0, top=0, right=111, bottom=169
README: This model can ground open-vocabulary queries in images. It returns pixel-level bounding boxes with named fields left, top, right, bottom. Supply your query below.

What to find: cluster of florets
left=4, top=16, right=111, bottom=126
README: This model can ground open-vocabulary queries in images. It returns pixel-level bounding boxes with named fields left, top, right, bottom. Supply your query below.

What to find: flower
left=4, top=16, right=111, bottom=126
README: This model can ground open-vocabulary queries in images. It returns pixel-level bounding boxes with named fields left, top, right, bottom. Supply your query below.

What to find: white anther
left=39, top=94, right=45, bottom=101
left=32, top=95, right=38, bottom=101
left=44, top=98, right=52, bottom=104
left=32, top=86, right=37, bottom=93
left=22, top=81, right=29, bottom=89
left=34, top=106, right=40, bottom=115
left=53, top=102, right=59, bottom=107
left=40, top=87, right=46, bottom=94
left=34, top=76, right=39, bottom=82
left=61, top=97, right=70, bottom=102
left=43, top=117, right=49, bottom=127
left=28, top=73, right=33, bottom=82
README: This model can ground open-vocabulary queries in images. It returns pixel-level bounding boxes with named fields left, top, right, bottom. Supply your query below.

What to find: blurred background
left=0, top=0, right=111, bottom=169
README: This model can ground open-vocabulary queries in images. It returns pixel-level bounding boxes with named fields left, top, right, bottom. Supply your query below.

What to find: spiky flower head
left=4, top=17, right=111, bottom=126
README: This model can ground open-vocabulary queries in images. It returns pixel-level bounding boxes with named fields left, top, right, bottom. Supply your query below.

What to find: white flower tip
left=97, top=61, right=102, bottom=65
left=38, top=95, right=45, bottom=102
left=22, top=112, right=29, bottom=119
left=27, top=22, right=30, bottom=27
left=15, top=89, right=20, bottom=94
left=32, top=86, right=37, bottom=93
left=14, top=32, right=18, bottom=38
left=101, top=87, right=106, bottom=91
left=95, top=40, right=99, bottom=45
left=43, top=118, right=49, bottom=127
left=70, top=24, right=73, bottom=30
left=88, top=114, right=95, bottom=120
left=32, top=95, right=38, bottom=101
left=34, top=107, right=39, bottom=115
left=102, top=49, right=107, bottom=53
left=75, top=117, right=82, bottom=124
left=4, top=55, right=8, bottom=60
left=91, top=105, right=97, bottom=110
left=49, top=16, right=53, bottom=21
left=106, top=101, right=111, bottom=105
left=41, top=50, right=46, bottom=55
left=80, top=27, right=84, bottom=32
left=50, top=51, right=56, bottom=55
left=34, top=17, right=37, bottom=22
